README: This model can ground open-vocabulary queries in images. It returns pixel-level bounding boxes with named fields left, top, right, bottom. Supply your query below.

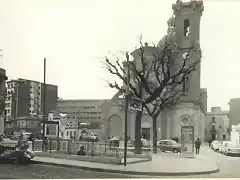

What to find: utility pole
left=124, top=53, right=130, bottom=166
left=15, top=85, right=19, bottom=132
left=42, top=58, right=46, bottom=151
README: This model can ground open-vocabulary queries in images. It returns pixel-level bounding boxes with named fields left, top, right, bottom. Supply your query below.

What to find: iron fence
left=30, top=139, right=120, bottom=158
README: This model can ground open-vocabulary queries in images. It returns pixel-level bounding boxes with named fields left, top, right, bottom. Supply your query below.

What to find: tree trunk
left=152, top=116, right=158, bottom=154
left=134, top=110, right=142, bottom=154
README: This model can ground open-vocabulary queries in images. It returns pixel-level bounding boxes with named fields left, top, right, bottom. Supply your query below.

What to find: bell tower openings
left=184, top=19, right=190, bottom=37
left=172, top=0, right=204, bottom=49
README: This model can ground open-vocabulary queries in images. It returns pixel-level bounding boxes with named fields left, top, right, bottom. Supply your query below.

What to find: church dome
left=157, top=31, right=176, bottom=49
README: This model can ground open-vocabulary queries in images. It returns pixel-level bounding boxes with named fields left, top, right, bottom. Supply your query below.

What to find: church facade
left=102, top=0, right=207, bottom=142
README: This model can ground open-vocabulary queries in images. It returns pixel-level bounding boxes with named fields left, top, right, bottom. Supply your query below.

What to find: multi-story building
left=57, top=99, right=108, bottom=138
left=204, top=107, right=230, bottom=142
left=4, top=78, right=58, bottom=134
left=229, top=98, right=240, bottom=126
left=0, top=68, right=7, bottom=134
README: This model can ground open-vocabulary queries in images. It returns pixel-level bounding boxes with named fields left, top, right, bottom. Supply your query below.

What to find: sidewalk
left=32, top=148, right=219, bottom=176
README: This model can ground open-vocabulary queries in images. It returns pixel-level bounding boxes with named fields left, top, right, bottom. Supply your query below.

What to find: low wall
left=34, top=152, right=122, bottom=165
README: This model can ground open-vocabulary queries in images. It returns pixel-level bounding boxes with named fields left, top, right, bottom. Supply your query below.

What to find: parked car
left=0, top=142, right=34, bottom=164
left=129, top=138, right=150, bottom=147
left=211, top=140, right=221, bottom=151
left=79, top=132, right=99, bottom=142
left=222, top=142, right=240, bottom=156
left=157, top=139, right=187, bottom=153
left=108, top=136, right=121, bottom=147
left=219, top=141, right=230, bottom=154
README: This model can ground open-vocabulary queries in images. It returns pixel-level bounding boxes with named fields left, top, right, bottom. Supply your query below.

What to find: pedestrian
left=208, top=139, right=212, bottom=148
left=195, top=138, right=201, bottom=155
left=77, top=146, right=86, bottom=156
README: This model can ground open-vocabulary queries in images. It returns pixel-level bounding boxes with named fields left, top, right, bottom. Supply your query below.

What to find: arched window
left=184, top=19, right=190, bottom=36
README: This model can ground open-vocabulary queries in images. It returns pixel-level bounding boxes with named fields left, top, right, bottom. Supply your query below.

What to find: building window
left=212, top=117, right=216, bottom=124
left=184, top=19, right=190, bottom=36
left=66, top=131, right=68, bottom=136
left=182, top=75, right=189, bottom=92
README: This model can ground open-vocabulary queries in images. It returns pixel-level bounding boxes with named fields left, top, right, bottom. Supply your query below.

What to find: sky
left=0, top=0, right=239, bottom=111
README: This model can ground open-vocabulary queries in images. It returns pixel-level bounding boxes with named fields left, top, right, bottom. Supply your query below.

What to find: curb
left=31, top=160, right=220, bottom=177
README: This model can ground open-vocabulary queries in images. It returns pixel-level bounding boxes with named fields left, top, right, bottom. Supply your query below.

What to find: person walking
left=195, top=138, right=201, bottom=155
left=208, top=139, right=212, bottom=148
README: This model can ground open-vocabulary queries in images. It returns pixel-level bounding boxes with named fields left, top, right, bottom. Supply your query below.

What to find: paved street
left=172, top=145, right=240, bottom=178
left=0, top=164, right=132, bottom=179
left=1, top=145, right=240, bottom=178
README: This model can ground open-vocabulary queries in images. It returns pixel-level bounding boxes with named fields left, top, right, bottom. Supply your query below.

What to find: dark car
left=157, top=139, right=187, bottom=153
left=0, top=142, right=34, bottom=164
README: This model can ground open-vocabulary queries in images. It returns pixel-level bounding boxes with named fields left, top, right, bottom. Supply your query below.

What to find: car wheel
left=172, top=149, right=178, bottom=153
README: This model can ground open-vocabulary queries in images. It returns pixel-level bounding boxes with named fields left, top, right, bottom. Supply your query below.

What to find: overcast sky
left=0, top=0, right=238, bottom=111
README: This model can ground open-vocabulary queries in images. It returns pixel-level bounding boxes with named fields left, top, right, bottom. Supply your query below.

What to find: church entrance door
left=108, top=115, right=122, bottom=138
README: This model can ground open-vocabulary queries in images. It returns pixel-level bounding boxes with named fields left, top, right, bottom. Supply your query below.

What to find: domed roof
left=157, top=31, right=176, bottom=49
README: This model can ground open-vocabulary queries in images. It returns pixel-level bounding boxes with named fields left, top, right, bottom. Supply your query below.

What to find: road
left=0, top=163, right=132, bottom=179
left=1, top=145, right=240, bottom=178
left=174, top=145, right=240, bottom=178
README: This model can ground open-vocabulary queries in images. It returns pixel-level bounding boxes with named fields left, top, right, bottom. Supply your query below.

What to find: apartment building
left=229, top=98, right=240, bottom=126
left=57, top=99, right=108, bottom=137
left=204, top=107, right=230, bottom=142
left=4, top=78, right=58, bottom=134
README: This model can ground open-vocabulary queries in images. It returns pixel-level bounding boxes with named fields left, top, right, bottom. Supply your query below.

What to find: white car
left=222, top=142, right=240, bottom=156
left=219, top=141, right=230, bottom=154
left=211, top=140, right=221, bottom=151
left=80, top=132, right=99, bottom=142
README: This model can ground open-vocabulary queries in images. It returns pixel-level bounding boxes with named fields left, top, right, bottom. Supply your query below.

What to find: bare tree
left=103, top=36, right=201, bottom=154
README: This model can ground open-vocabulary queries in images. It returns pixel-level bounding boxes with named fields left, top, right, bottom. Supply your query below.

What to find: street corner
left=146, top=153, right=220, bottom=176
left=30, top=153, right=220, bottom=177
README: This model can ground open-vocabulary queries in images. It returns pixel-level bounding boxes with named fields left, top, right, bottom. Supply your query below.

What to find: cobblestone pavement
left=0, top=164, right=132, bottom=179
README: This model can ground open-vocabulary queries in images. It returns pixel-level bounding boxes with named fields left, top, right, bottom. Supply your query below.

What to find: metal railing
left=30, top=139, right=120, bottom=158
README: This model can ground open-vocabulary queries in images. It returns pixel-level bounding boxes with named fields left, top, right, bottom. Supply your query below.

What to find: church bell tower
left=173, top=0, right=204, bottom=50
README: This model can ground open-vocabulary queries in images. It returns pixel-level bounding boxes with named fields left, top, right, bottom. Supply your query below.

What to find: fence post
left=32, top=140, right=35, bottom=152
left=91, top=141, right=94, bottom=157
left=57, top=138, right=60, bottom=152
left=49, top=138, right=52, bottom=153
left=104, top=139, right=107, bottom=155
left=67, top=139, right=72, bottom=154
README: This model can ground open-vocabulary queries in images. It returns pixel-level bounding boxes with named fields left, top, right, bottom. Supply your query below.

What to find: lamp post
left=123, top=53, right=130, bottom=167
left=42, top=58, right=46, bottom=151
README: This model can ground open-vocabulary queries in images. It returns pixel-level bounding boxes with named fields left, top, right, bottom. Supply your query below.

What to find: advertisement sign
left=181, top=125, right=194, bottom=158
left=42, top=121, right=59, bottom=138
left=128, top=97, right=144, bottom=111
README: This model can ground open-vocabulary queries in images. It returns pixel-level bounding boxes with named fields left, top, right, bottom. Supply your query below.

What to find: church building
left=102, top=0, right=207, bottom=142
